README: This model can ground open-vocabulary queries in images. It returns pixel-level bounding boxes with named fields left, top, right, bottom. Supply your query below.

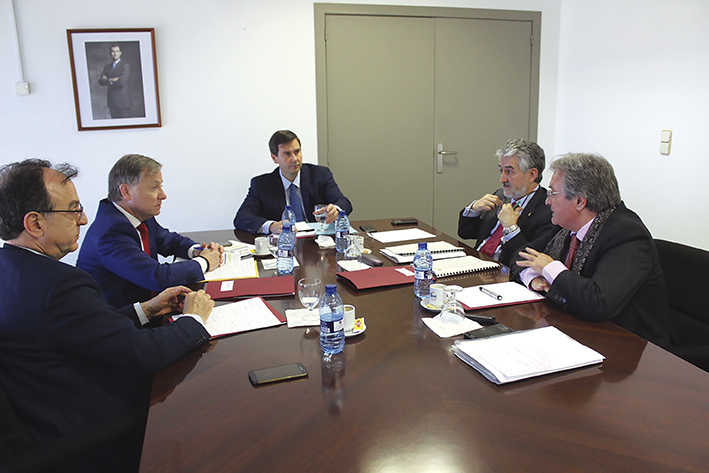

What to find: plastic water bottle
left=281, top=205, right=296, bottom=226
left=413, top=242, right=433, bottom=298
left=319, top=284, right=345, bottom=356
left=335, top=210, right=350, bottom=254
left=276, top=223, right=295, bottom=275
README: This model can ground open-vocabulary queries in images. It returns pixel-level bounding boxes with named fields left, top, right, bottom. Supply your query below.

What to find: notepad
left=451, top=326, right=605, bottom=384
left=203, top=297, right=285, bottom=339
left=432, top=255, right=499, bottom=277
left=380, top=248, right=467, bottom=264
left=456, top=281, right=545, bottom=310
left=201, top=255, right=259, bottom=282
left=383, top=240, right=463, bottom=255
left=368, top=228, right=436, bottom=243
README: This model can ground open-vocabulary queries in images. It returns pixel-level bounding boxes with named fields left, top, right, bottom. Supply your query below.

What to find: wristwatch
left=503, top=224, right=519, bottom=236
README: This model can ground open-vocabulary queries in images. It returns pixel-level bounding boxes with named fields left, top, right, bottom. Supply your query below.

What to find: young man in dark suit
left=0, top=159, right=214, bottom=472
left=77, top=154, right=223, bottom=307
left=513, top=153, right=671, bottom=349
left=458, top=138, right=559, bottom=267
left=233, top=129, right=353, bottom=234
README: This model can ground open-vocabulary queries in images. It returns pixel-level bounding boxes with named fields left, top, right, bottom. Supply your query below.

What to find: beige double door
left=317, top=6, right=539, bottom=238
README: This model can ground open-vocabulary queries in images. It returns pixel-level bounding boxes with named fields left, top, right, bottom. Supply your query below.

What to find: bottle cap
left=418, top=242, right=427, bottom=250
left=325, top=284, right=337, bottom=294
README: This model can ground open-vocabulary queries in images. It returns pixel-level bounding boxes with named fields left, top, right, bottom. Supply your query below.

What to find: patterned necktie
left=479, top=224, right=504, bottom=257
left=564, top=235, right=580, bottom=268
left=137, top=222, right=151, bottom=256
left=288, top=184, right=306, bottom=222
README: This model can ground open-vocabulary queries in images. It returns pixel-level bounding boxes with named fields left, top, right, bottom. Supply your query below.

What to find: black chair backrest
left=654, top=238, right=708, bottom=323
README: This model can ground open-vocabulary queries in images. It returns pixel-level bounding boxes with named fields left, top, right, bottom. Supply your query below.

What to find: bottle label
left=277, top=249, right=289, bottom=258
left=320, top=319, right=344, bottom=334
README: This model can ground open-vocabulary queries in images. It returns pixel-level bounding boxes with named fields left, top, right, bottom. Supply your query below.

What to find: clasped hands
left=141, top=287, right=215, bottom=323
left=472, top=194, right=521, bottom=228
left=194, top=241, right=224, bottom=270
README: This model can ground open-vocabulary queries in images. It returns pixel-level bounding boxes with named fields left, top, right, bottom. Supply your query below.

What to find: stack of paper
left=432, top=255, right=499, bottom=277
left=451, top=326, right=605, bottom=384
left=202, top=297, right=285, bottom=339
left=201, top=255, right=259, bottom=282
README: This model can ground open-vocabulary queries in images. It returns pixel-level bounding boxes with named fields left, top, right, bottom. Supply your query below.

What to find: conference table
left=140, top=220, right=708, bottom=473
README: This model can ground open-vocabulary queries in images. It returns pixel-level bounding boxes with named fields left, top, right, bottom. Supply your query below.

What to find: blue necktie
left=288, top=184, right=306, bottom=222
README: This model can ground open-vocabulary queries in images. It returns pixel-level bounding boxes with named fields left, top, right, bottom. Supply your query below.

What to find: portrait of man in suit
left=458, top=138, right=559, bottom=266
left=98, top=45, right=132, bottom=118
left=233, top=129, right=353, bottom=234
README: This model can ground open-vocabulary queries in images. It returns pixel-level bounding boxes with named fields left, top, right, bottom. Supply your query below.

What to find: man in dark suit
left=99, top=44, right=132, bottom=118
left=233, top=130, right=353, bottom=234
left=458, top=138, right=559, bottom=267
left=513, top=153, right=671, bottom=349
left=0, top=159, right=214, bottom=472
left=77, top=154, right=223, bottom=307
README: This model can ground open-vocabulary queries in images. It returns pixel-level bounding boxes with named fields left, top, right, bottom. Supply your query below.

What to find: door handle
left=436, top=144, right=458, bottom=174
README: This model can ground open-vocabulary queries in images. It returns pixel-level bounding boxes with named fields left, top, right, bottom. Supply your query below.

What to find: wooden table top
left=140, top=220, right=709, bottom=473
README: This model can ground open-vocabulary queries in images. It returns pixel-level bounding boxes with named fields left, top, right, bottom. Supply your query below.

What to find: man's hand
left=529, top=276, right=551, bottom=293
left=141, top=286, right=192, bottom=319
left=183, top=290, right=214, bottom=324
left=198, top=241, right=224, bottom=265
left=498, top=203, right=522, bottom=228
left=314, top=204, right=340, bottom=224
left=197, top=245, right=222, bottom=272
left=269, top=221, right=284, bottom=234
left=516, top=247, right=556, bottom=274
left=471, top=194, right=503, bottom=212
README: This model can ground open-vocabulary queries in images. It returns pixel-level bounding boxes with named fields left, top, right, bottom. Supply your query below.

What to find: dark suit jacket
left=77, top=199, right=204, bottom=307
left=457, top=187, right=559, bottom=266
left=511, top=203, right=671, bottom=349
left=0, top=243, right=209, bottom=469
left=233, top=164, right=353, bottom=233
left=99, top=60, right=131, bottom=118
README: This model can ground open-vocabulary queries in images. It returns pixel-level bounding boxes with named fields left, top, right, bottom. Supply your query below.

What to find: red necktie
left=137, top=222, right=151, bottom=255
left=564, top=235, right=579, bottom=268
left=479, top=224, right=504, bottom=257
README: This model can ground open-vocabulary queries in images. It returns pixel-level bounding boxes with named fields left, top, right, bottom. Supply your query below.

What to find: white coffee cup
left=254, top=236, right=269, bottom=254
left=343, top=304, right=356, bottom=332
left=430, top=283, right=447, bottom=306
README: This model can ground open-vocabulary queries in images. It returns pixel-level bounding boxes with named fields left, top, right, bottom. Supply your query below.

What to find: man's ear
left=119, top=183, right=132, bottom=202
left=528, top=167, right=539, bottom=182
left=575, top=196, right=588, bottom=212
left=22, top=212, right=44, bottom=238
left=270, top=153, right=279, bottom=164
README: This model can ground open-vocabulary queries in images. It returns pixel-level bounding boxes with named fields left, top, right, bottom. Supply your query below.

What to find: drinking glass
left=314, top=204, right=327, bottom=232
left=298, top=278, right=322, bottom=311
left=439, top=286, right=466, bottom=321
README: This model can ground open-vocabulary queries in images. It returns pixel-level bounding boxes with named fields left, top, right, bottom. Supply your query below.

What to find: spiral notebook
left=432, top=255, right=499, bottom=277
left=383, top=241, right=463, bottom=255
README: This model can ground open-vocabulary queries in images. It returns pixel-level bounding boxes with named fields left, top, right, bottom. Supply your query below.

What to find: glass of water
left=314, top=204, right=327, bottom=232
left=298, top=278, right=322, bottom=312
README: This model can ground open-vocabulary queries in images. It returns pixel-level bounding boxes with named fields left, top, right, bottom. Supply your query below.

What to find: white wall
left=556, top=0, right=709, bottom=249
left=1, top=0, right=562, bottom=264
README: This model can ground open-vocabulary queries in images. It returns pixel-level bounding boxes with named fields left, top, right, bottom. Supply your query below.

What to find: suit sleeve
left=234, top=176, right=270, bottom=233
left=96, top=222, right=204, bottom=292
left=49, top=272, right=209, bottom=375
left=457, top=208, right=488, bottom=240
left=546, top=236, right=654, bottom=322
left=317, top=167, right=352, bottom=215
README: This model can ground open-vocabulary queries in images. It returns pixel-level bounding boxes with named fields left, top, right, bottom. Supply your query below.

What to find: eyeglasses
left=36, top=203, right=85, bottom=218
left=547, top=190, right=563, bottom=198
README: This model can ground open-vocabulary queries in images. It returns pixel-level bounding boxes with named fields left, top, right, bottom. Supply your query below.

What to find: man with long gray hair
left=458, top=138, right=558, bottom=266
left=78, top=154, right=224, bottom=308
left=513, top=153, right=670, bottom=348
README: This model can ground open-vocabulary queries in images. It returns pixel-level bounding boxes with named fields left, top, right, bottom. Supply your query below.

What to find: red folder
left=336, top=266, right=415, bottom=290
left=204, top=275, right=295, bottom=300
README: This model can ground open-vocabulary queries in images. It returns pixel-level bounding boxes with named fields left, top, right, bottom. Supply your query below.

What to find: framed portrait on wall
left=66, top=28, right=161, bottom=131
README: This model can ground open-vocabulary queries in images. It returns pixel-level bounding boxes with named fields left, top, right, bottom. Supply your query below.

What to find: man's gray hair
left=550, top=153, right=621, bottom=213
left=496, top=138, right=545, bottom=183
left=108, top=154, right=161, bottom=202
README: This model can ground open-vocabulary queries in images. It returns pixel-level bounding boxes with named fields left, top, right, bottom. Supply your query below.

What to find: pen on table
left=464, top=314, right=496, bottom=325
left=479, top=286, right=503, bottom=300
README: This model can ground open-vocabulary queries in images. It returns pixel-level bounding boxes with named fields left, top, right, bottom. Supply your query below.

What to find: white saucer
left=345, top=318, right=366, bottom=337
left=252, top=249, right=272, bottom=256
left=420, top=296, right=443, bottom=312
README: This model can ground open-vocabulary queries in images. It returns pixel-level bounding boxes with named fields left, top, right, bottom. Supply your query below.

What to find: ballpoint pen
left=479, top=286, right=503, bottom=300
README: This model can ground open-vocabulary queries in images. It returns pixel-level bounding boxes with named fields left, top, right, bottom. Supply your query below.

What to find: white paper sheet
left=205, top=297, right=283, bottom=337
left=202, top=256, right=259, bottom=281
left=456, top=281, right=544, bottom=309
left=337, top=260, right=371, bottom=271
left=368, top=228, right=436, bottom=243
left=285, top=308, right=321, bottom=328
left=261, top=257, right=300, bottom=271
left=422, top=313, right=481, bottom=338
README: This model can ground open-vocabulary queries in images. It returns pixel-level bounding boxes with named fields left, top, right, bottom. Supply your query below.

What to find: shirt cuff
left=260, top=220, right=274, bottom=234
left=462, top=203, right=481, bottom=218
left=172, top=313, right=207, bottom=329
left=187, top=244, right=200, bottom=259
left=519, top=268, right=541, bottom=288
left=134, top=302, right=149, bottom=326
left=501, top=227, right=521, bottom=242
left=193, top=255, right=208, bottom=273
left=542, top=261, right=568, bottom=284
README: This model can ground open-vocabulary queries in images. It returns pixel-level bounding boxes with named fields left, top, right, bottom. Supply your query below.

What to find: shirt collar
left=0, top=241, right=49, bottom=258
left=511, top=185, right=539, bottom=209
left=574, top=217, right=595, bottom=242
left=279, top=169, right=301, bottom=191
left=112, top=201, right=142, bottom=228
